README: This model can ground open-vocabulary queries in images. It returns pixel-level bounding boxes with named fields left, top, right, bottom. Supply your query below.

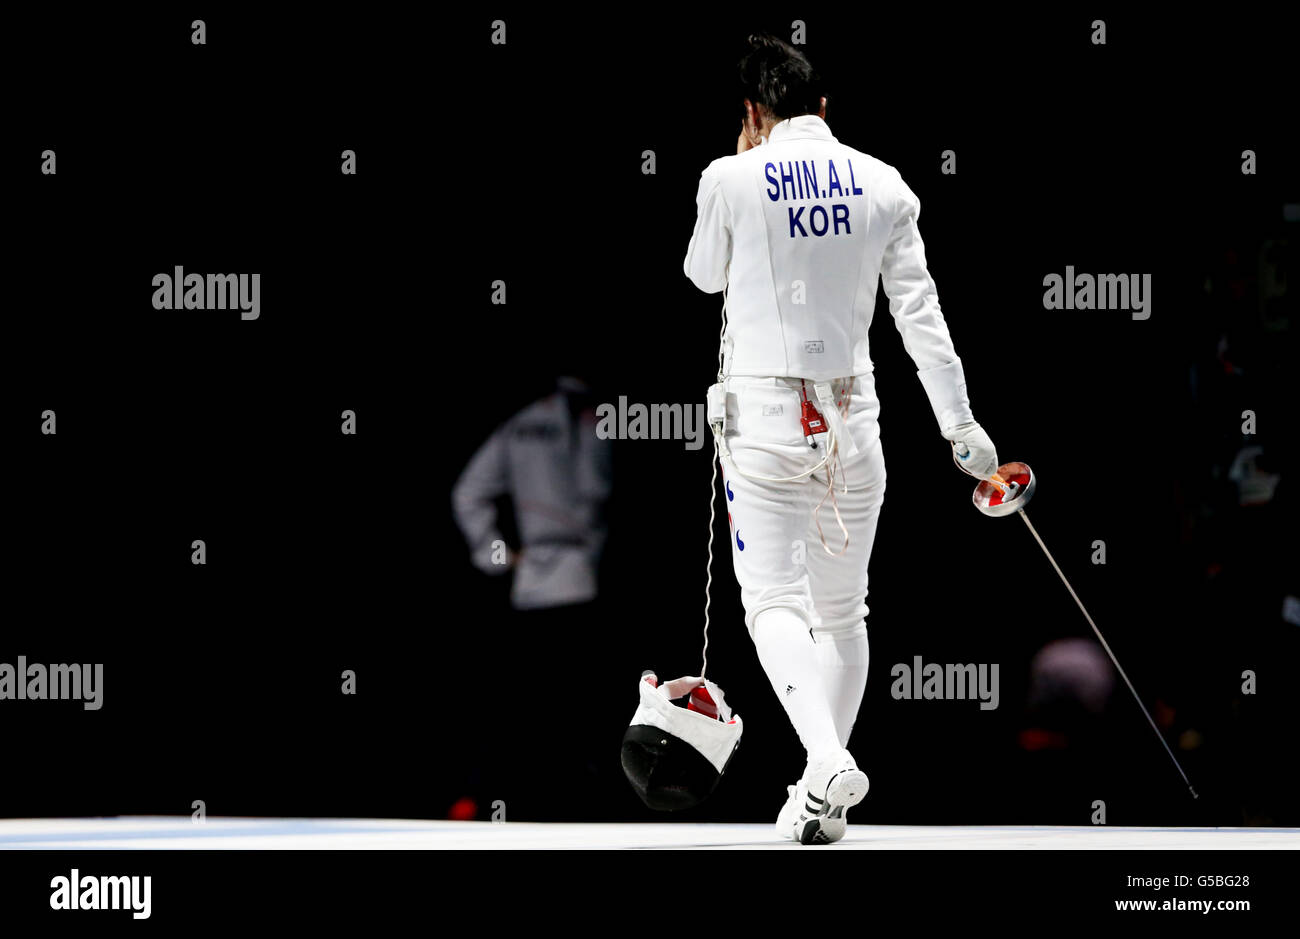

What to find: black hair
left=737, top=33, right=824, bottom=121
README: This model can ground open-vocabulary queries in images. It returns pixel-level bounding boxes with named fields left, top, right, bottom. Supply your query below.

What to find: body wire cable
left=701, top=284, right=730, bottom=677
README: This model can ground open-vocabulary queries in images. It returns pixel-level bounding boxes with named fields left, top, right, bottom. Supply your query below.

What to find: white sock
left=813, top=627, right=869, bottom=748
left=751, top=607, right=842, bottom=763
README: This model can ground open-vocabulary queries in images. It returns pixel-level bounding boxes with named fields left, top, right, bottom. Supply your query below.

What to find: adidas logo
left=785, top=684, right=796, bottom=696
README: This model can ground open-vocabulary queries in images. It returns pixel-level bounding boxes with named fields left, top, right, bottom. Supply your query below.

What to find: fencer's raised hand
left=737, top=121, right=758, bottom=154
left=738, top=105, right=764, bottom=154
left=945, top=421, right=999, bottom=480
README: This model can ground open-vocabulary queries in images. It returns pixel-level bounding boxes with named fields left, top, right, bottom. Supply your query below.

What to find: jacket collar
left=765, top=114, right=836, bottom=144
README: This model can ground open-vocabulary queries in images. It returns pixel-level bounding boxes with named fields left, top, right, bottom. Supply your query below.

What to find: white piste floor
left=0, top=817, right=1296, bottom=850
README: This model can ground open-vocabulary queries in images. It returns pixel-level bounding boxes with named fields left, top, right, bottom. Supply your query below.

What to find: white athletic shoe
left=793, top=749, right=868, bottom=845
left=777, top=778, right=847, bottom=842
left=775, top=781, right=802, bottom=840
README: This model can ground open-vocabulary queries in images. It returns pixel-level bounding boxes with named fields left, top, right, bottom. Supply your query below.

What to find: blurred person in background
left=451, top=374, right=618, bottom=819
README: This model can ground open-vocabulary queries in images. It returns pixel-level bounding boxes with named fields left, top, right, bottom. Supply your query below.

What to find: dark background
left=5, top=6, right=1295, bottom=828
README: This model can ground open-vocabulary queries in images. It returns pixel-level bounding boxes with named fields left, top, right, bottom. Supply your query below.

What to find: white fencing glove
left=944, top=421, right=999, bottom=480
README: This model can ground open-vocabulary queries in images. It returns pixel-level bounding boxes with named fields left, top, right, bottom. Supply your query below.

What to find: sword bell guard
left=973, top=461, right=1036, bottom=517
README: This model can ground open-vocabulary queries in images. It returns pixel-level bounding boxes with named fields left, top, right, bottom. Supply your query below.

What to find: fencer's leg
left=812, top=625, right=870, bottom=749
left=806, top=434, right=886, bottom=748
left=717, top=391, right=843, bottom=764
left=751, top=607, right=844, bottom=763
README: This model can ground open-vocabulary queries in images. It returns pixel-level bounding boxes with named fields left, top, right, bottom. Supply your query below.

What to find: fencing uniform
left=684, top=114, right=973, bottom=764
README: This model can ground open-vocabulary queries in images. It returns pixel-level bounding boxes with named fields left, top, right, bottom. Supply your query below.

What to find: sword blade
left=1017, top=509, right=1198, bottom=800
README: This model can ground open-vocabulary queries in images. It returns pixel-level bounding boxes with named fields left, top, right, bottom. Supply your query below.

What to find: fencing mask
left=621, top=671, right=743, bottom=811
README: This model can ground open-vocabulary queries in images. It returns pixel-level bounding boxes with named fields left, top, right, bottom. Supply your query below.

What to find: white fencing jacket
left=683, top=115, right=973, bottom=435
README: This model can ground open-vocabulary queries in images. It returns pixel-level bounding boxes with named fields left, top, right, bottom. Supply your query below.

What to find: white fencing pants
left=717, top=374, right=886, bottom=759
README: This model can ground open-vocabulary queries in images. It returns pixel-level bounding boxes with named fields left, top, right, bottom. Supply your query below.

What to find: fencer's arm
left=683, top=160, right=732, bottom=293
left=880, top=173, right=999, bottom=478
left=879, top=174, right=975, bottom=437
left=450, top=425, right=513, bottom=575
